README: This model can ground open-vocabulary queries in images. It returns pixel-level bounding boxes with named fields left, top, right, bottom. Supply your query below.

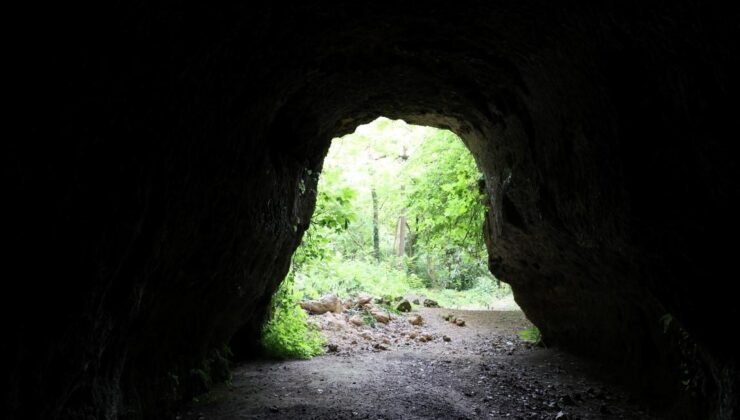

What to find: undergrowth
left=261, top=274, right=325, bottom=359
left=517, top=326, right=541, bottom=344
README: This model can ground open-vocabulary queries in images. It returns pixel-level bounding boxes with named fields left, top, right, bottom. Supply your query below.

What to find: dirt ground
left=179, top=308, right=660, bottom=419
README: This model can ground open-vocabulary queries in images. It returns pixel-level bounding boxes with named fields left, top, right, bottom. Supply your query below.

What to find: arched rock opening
left=7, top=1, right=738, bottom=419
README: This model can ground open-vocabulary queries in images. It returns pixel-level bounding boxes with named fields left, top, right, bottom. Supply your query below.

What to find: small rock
left=455, top=318, right=466, bottom=327
left=373, top=343, right=387, bottom=351
left=412, top=299, right=420, bottom=305
left=327, top=343, right=339, bottom=352
left=408, top=315, right=424, bottom=326
left=396, top=300, right=412, bottom=312
left=370, top=309, right=391, bottom=323
left=349, top=315, right=364, bottom=326
left=357, top=294, right=373, bottom=305
left=408, top=331, right=418, bottom=339
left=423, top=298, right=439, bottom=308
left=555, top=411, right=568, bottom=420
left=443, top=335, right=451, bottom=342
left=559, top=395, right=576, bottom=406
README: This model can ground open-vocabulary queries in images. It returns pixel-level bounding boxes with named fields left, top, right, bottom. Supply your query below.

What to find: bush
left=261, top=275, right=325, bottom=359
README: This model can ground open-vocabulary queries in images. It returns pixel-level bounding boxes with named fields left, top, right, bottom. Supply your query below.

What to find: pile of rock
left=443, top=313, right=466, bottom=327
left=299, top=293, right=440, bottom=354
left=406, top=294, right=440, bottom=308
left=300, top=293, right=395, bottom=324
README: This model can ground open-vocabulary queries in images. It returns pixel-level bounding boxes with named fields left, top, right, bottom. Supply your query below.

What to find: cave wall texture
left=5, top=1, right=739, bottom=419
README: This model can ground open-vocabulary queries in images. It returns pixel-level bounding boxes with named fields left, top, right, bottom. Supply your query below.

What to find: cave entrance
left=261, top=117, right=525, bottom=360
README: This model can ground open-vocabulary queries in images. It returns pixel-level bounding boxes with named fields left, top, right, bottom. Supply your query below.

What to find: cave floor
left=179, top=309, right=658, bottom=419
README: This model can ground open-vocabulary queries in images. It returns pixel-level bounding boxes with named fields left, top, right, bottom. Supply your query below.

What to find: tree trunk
left=426, top=254, right=439, bottom=288
left=371, top=185, right=380, bottom=261
left=406, top=227, right=416, bottom=257
left=396, top=215, right=406, bottom=256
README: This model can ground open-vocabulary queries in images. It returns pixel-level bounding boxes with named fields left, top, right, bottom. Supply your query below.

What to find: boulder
left=299, top=294, right=342, bottom=314
left=396, top=300, right=412, bottom=312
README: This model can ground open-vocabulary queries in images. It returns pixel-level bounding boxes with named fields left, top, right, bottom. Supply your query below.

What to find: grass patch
left=517, top=326, right=541, bottom=344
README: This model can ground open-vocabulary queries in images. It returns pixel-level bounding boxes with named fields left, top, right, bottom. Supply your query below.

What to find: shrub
left=261, top=275, right=325, bottom=359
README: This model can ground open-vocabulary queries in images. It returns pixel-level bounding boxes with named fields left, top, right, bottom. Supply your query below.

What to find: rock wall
left=5, top=1, right=738, bottom=419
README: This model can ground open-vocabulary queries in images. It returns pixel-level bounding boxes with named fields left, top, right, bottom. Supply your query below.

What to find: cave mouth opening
left=259, top=116, right=529, bottom=361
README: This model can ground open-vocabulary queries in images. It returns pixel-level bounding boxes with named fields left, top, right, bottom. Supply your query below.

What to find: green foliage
left=405, top=130, right=488, bottom=290
left=421, top=277, right=511, bottom=309
left=289, top=117, right=510, bottom=303
left=518, top=326, right=541, bottom=343
left=292, top=167, right=357, bottom=267
left=261, top=117, right=515, bottom=358
left=296, top=256, right=423, bottom=300
left=261, top=275, right=325, bottom=359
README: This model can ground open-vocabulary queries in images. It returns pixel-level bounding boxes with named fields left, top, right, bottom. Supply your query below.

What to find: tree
left=405, top=130, right=488, bottom=290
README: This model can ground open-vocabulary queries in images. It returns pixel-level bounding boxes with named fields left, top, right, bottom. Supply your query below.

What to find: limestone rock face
left=6, top=1, right=739, bottom=419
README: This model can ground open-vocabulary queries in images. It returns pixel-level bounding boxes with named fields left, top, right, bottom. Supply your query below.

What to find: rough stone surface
left=369, top=308, right=391, bottom=324
left=408, top=315, right=424, bottom=326
left=299, top=294, right=342, bottom=315
left=6, top=1, right=739, bottom=419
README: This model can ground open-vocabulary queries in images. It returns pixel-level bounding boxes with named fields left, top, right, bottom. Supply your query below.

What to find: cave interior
left=5, top=1, right=739, bottom=419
